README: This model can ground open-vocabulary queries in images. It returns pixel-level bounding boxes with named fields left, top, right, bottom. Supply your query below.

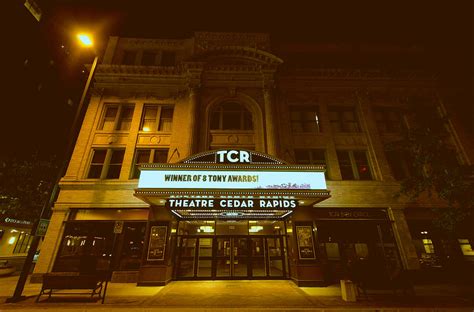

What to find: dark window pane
left=210, top=111, right=220, bottom=130
left=107, top=150, right=124, bottom=179
left=153, top=149, right=168, bottom=163
left=353, top=151, right=372, bottom=180
left=141, top=51, right=156, bottom=66
left=122, top=51, right=136, bottom=65
left=91, top=150, right=107, bottom=163
left=161, top=51, right=176, bottom=66
left=118, top=223, right=146, bottom=270
left=385, top=150, right=406, bottom=180
left=222, top=111, right=241, bottom=129
left=337, top=151, right=354, bottom=180
left=294, top=150, right=310, bottom=164
left=159, top=107, right=174, bottom=131
left=99, top=106, right=118, bottom=130
left=117, top=106, right=134, bottom=130
left=132, top=150, right=150, bottom=179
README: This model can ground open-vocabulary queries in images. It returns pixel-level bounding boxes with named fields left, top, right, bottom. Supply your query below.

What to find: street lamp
left=7, top=33, right=99, bottom=303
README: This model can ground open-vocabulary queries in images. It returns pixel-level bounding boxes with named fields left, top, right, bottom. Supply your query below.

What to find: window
left=373, top=106, right=404, bottom=133
left=140, top=105, right=174, bottom=132
left=98, top=104, right=135, bottom=131
left=289, top=105, right=321, bottom=133
left=295, top=149, right=328, bottom=178
left=328, top=106, right=360, bottom=132
left=422, top=238, right=435, bottom=254
left=87, top=149, right=125, bottom=179
left=131, top=148, right=169, bottom=179
left=385, top=150, right=412, bottom=180
left=141, top=51, right=156, bottom=66
left=458, top=239, right=474, bottom=256
left=117, top=106, right=134, bottom=130
left=122, top=50, right=136, bottom=65
left=210, top=102, right=253, bottom=130
left=336, top=150, right=373, bottom=180
left=161, top=51, right=176, bottom=66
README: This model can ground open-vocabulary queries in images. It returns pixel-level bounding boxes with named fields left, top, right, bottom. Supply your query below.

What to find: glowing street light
left=77, top=33, right=93, bottom=47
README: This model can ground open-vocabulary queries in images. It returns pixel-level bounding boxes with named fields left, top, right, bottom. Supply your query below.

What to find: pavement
left=0, top=275, right=472, bottom=311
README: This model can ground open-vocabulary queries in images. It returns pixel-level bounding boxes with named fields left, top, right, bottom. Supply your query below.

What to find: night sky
left=3, top=1, right=472, bottom=160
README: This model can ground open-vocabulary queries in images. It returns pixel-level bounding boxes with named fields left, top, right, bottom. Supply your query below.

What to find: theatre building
left=32, top=32, right=473, bottom=286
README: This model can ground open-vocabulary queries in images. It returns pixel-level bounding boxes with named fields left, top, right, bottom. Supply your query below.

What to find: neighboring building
left=0, top=216, right=34, bottom=258
left=32, top=32, right=473, bottom=285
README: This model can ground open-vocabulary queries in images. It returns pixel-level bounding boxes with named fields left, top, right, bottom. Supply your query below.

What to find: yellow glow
left=142, top=126, right=151, bottom=132
left=77, top=33, right=93, bottom=47
left=8, top=237, right=16, bottom=245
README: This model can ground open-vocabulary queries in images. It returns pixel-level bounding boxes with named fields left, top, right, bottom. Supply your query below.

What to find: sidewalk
left=0, top=275, right=472, bottom=311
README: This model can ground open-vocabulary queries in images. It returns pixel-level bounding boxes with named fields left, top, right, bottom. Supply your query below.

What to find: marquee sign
left=138, top=169, right=326, bottom=190
left=134, top=149, right=331, bottom=212
left=166, top=198, right=298, bottom=209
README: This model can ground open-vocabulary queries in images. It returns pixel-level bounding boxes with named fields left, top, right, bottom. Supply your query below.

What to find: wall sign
left=296, top=226, right=316, bottom=260
left=147, top=225, right=168, bottom=261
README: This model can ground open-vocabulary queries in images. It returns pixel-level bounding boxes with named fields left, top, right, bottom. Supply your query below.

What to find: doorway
left=175, top=235, right=287, bottom=280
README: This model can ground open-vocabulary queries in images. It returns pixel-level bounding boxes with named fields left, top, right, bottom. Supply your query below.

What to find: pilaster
left=388, top=208, right=420, bottom=270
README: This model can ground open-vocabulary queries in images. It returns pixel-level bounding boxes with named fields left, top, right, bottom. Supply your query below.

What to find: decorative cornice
left=95, top=64, right=183, bottom=76
left=281, top=68, right=437, bottom=81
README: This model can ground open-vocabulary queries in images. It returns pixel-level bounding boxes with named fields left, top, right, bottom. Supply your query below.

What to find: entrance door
left=215, top=237, right=249, bottom=278
left=176, top=236, right=214, bottom=279
left=176, top=235, right=287, bottom=279
left=250, top=236, right=285, bottom=277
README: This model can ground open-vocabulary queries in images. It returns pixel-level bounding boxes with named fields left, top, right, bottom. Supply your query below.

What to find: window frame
left=336, top=150, right=373, bottom=180
left=139, top=104, right=174, bottom=132
left=294, top=148, right=329, bottom=179
left=97, top=103, right=135, bottom=131
left=328, top=106, right=361, bottom=133
left=87, top=148, right=126, bottom=180
left=289, top=105, right=322, bottom=133
left=210, top=102, right=253, bottom=131
left=372, top=106, right=405, bottom=134
left=131, top=148, right=169, bottom=179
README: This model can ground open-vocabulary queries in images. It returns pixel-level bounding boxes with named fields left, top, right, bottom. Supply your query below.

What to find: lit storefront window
left=458, top=239, right=474, bottom=256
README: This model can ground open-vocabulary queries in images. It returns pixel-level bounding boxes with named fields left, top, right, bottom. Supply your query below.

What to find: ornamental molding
left=95, top=64, right=183, bottom=76
left=281, top=68, right=437, bottom=81
left=119, top=37, right=188, bottom=49
left=194, top=32, right=271, bottom=52
left=194, top=46, right=283, bottom=66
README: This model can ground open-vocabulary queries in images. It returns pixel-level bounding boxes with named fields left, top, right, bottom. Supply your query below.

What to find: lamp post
left=6, top=34, right=99, bottom=303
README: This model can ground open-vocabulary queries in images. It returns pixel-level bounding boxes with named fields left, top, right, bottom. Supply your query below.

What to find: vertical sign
left=35, top=219, right=50, bottom=236
left=296, top=226, right=316, bottom=260
left=147, top=226, right=168, bottom=261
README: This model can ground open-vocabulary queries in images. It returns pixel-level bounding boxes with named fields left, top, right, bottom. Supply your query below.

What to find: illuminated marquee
left=134, top=149, right=331, bottom=215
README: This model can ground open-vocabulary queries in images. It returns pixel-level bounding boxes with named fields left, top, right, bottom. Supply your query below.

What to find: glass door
left=216, top=237, right=232, bottom=277
left=197, top=238, right=213, bottom=277
left=267, top=236, right=285, bottom=277
left=176, top=237, right=196, bottom=278
left=250, top=237, right=266, bottom=277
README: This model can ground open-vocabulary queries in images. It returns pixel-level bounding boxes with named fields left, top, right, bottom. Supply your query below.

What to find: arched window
left=210, top=102, right=253, bottom=130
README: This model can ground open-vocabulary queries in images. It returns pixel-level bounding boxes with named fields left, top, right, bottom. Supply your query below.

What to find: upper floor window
left=373, top=106, right=404, bottom=133
left=289, top=105, right=321, bottom=133
left=131, top=148, right=169, bottom=179
left=122, top=50, right=137, bottom=65
left=87, top=148, right=125, bottom=179
left=328, top=106, right=360, bottom=133
left=98, top=104, right=135, bottom=131
left=385, top=150, right=412, bottom=180
left=210, top=102, right=253, bottom=130
left=161, top=51, right=176, bottom=66
left=337, top=150, right=372, bottom=180
left=140, top=105, right=174, bottom=132
left=294, top=149, right=328, bottom=178
left=141, top=50, right=157, bottom=66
